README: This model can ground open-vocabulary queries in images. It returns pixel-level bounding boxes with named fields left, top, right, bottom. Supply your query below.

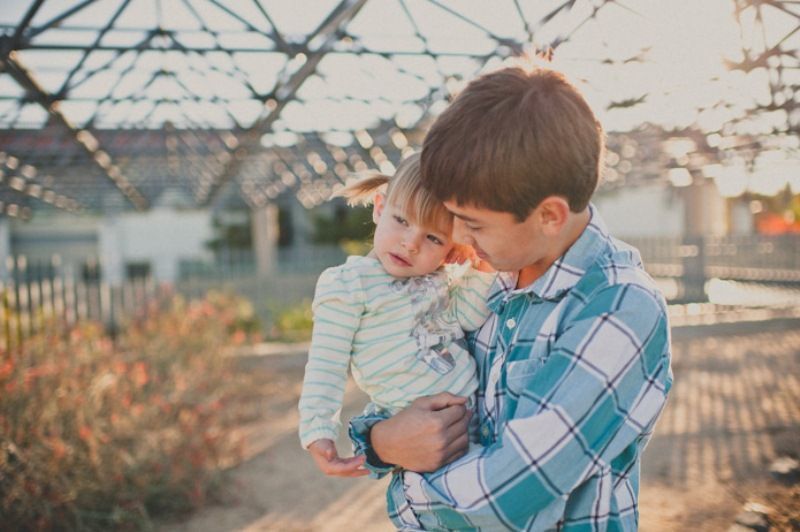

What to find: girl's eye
left=466, top=225, right=482, bottom=232
left=393, top=215, right=408, bottom=226
left=427, top=235, right=444, bottom=246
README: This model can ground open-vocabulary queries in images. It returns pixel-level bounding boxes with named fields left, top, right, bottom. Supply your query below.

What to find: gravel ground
left=159, top=318, right=800, bottom=531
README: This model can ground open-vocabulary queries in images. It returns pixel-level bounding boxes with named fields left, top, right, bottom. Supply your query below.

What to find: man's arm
left=393, top=284, right=672, bottom=530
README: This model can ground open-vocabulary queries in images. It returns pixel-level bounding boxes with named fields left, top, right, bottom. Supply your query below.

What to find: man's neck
left=516, top=208, right=591, bottom=289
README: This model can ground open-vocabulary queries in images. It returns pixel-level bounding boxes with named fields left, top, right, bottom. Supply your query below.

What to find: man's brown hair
left=421, top=66, right=604, bottom=220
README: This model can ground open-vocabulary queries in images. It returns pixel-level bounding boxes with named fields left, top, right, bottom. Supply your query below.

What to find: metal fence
left=2, top=234, right=798, bottom=349
left=0, top=246, right=345, bottom=350
left=0, top=256, right=160, bottom=351
left=628, top=234, right=800, bottom=282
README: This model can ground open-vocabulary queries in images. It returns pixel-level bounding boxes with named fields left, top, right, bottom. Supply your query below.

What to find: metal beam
left=54, top=0, right=134, bottom=100
left=24, top=0, right=97, bottom=42
left=9, top=43, right=497, bottom=58
left=198, top=0, right=370, bottom=206
left=1, top=52, right=148, bottom=210
left=250, top=0, right=292, bottom=53
left=5, top=0, right=46, bottom=57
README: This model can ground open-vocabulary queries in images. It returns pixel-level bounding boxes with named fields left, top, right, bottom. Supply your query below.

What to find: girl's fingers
left=319, top=455, right=370, bottom=477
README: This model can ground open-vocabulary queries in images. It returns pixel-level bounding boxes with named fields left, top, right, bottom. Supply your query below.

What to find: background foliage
left=0, top=292, right=262, bottom=530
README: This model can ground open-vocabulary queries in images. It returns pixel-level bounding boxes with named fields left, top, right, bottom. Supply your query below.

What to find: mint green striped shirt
left=299, top=255, right=495, bottom=448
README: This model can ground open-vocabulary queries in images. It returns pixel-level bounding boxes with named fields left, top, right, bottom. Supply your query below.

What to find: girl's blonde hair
left=335, top=152, right=453, bottom=232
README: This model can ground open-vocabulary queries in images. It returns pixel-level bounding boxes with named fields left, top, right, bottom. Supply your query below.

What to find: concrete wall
left=105, top=207, right=214, bottom=283
left=8, top=214, right=99, bottom=277
left=593, top=184, right=685, bottom=238
left=8, top=207, right=213, bottom=284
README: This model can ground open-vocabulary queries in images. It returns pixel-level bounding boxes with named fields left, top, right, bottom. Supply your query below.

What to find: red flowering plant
left=0, top=291, right=263, bottom=530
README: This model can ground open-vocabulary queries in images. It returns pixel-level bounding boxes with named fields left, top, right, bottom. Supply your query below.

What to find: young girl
left=298, top=153, right=495, bottom=476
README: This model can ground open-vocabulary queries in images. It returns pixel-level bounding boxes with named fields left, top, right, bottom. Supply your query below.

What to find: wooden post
left=0, top=281, right=9, bottom=353
left=252, top=204, right=279, bottom=277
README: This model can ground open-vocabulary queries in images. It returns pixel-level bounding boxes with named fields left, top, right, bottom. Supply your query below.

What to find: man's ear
left=372, top=193, right=385, bottom=224
left=537, top=196, right=570, bottom=236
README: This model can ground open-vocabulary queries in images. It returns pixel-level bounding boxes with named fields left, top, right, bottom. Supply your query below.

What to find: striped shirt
left=351, top=206, right=673, bottom=531
left=299, top=255, right=495, bottom=448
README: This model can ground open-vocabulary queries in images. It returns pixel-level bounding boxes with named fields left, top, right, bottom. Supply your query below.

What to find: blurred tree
left=311, top=203, right=373, bottom=244
left=206, top=212, right=252, bottom=251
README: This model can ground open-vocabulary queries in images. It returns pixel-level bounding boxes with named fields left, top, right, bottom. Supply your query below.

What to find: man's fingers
left=443, top=433, right=470, bottom=464
left=443, top=408, right=471, bottom=437
left=419, top=392, right=468, bottom=411
left=441, top=410, right=470, bottom=461
left=434, top=403, right=470, bottom=430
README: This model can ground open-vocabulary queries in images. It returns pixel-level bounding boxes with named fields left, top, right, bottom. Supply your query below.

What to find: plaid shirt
left=350, top=206, right=673, bottom=531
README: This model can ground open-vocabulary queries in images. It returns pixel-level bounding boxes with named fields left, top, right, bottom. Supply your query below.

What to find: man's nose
left=452, top=218, right=473, bottom=245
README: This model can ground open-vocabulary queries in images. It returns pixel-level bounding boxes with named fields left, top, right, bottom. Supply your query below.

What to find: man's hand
left=370, top=393, right=471, bottom=473
left=307, top=438, right=370, bottom=477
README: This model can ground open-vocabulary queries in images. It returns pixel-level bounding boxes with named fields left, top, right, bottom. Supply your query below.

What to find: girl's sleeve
left=447, top=266, right=496, bottom=332
left=298, top=265, right=365, bottom=448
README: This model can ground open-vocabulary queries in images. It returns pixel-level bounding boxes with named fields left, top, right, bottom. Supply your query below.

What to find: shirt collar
left=486, top=204, right=612, bottom=313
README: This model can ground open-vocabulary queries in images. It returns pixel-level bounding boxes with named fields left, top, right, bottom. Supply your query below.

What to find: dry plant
left=0, top=291, right=262, bottom=530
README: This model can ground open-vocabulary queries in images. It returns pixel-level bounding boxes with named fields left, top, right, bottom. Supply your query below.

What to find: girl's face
left=371, top=193, right=454, bottom=278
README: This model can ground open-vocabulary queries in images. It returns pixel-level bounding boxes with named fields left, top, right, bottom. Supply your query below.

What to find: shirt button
left=506, top=318, right=516, bottom=329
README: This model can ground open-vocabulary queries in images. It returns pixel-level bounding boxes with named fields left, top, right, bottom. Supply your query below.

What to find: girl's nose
left=402, top=233, right=422, bottom=253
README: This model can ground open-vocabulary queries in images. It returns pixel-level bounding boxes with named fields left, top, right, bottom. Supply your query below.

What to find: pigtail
left=332, top=174, right=390, bottom=207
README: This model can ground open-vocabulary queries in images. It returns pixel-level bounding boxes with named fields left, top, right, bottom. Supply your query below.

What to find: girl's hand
left=445, top=244, right=494, bottom=272
left=307, top=438, right=370, bottom=477
left=445, top=244, right=478, bottom=265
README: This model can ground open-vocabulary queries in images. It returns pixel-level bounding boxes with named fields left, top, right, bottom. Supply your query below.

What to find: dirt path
left=639, top=319, right=800, bottom=530
left=158, top=347, right=393, bottom=532
left=159, top=319, right=800, bottom=531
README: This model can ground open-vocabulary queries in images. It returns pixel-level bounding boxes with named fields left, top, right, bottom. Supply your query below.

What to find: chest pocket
left=504, top=357, right=546, bottom=398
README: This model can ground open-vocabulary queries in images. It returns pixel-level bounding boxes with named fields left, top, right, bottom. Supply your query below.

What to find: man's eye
left=466, top=225, right=482, bottom=232
left=427, top=235, right=444, bottom=245
left=393, top=215, right=408, bottom=226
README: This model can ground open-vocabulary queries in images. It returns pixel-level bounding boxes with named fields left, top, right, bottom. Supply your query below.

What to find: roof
left=0, top=0, right=797, bottom=218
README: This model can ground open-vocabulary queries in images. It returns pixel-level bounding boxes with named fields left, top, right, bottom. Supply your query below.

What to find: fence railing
left=2, top=233, right=798, bottom=348
left=626, top=234, right=800, bottom=281
left=0, top=273, right=159, bottom=352
left=180, top=245, right=347, bottom=279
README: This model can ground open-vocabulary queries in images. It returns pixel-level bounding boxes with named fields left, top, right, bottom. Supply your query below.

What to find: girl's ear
left=372, top=192, right=385, bottom=224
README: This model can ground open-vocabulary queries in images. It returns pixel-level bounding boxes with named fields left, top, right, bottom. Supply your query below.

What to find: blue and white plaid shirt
left=350, top=205, right=673, bottom=531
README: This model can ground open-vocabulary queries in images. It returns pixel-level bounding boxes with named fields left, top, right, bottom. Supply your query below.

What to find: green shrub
left=272, top=299, right=313, bottom=341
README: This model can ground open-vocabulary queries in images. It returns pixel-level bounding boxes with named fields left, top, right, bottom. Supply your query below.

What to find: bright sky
left=0, top=0, right=781, bottom=131
left=1, top=0, right=798, bottom=197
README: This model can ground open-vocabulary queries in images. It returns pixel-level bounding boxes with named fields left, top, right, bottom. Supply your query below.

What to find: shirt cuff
left=348, top=410, right=396, bottom=479
left=299, top=424, right=338, bottom=449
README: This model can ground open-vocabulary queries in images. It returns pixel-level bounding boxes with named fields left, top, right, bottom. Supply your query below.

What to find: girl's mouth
left=389, top=253, right=412, bottom=267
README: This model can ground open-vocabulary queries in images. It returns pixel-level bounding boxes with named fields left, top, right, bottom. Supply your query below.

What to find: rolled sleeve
left=348, top=408, right=396, bottom=479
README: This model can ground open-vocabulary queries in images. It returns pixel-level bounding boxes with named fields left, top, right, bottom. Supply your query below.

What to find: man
left=346, top=65, right=673, bottom=531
